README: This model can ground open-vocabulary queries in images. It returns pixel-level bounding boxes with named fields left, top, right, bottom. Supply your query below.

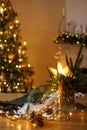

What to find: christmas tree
left=0, top=0, right=34, bottom=93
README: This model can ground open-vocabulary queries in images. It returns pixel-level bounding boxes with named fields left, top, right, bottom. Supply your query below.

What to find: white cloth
left=17, top=92, right=58, bottom=115
left=17, top=103, right=29, bottom=115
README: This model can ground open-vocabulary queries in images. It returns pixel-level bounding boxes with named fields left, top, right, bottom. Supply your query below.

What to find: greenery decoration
left=54, top=32, right=87, bottom=47
left=47, top=44, right=87, bottom=93
left=30, top=111, right=44, bottom=126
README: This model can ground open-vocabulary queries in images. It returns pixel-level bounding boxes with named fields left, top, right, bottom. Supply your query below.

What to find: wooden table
left=0, top=111, right=87, bottom=130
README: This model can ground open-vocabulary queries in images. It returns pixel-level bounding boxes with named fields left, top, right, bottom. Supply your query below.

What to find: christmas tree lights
left=0, top=0, right=34, bottom=93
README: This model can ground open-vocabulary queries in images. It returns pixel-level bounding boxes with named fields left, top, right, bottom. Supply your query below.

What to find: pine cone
left=30, top=111, right=36, bottom=123
left=35, top=113, right=44, bottom=126
left=45, top=107, right=53, bottom=115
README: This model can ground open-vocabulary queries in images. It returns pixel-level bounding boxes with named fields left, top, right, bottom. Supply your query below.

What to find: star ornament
left=49, top=62, right=71, bottom=77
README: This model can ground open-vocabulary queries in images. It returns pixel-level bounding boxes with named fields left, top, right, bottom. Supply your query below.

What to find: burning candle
left=62, top=6, right=65, bottom=17
left=18, top=49, right=21, bottom=57
left=0, top=6, right=4, bottom=16
left=13, top=34, right=16, bottom=42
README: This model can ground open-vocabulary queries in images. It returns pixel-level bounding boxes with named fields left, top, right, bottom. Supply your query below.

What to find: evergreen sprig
left=65, top=44, right=84, bottom=77
left=47, top=44, right=87, bottom=92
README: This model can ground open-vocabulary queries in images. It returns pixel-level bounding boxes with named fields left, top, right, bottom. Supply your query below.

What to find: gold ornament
left=8, top=53, right=15, bottom=60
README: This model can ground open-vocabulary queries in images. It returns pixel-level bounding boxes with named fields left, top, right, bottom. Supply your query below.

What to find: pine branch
left=74, top=44, right=83, bottom=70
left=69, top=57, right=74, bottom=71
left=65, top=44, right=84, bottom=77
left=74, top=55, right=83, bottom=71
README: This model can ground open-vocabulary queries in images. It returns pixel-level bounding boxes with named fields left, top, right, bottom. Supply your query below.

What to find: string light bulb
left=28, top=64, right=31, bottom=67
left=4, top=39, right=7, bottom=43
left=15, top=19, right=19, bottom=24
left=19, top=58, right=23, bottom=62
left=0, top=44, right=4, bottom=49
left=9, top=25, right=13, bottom=29
left=23, top=41, right=27, bottom=46
left=0, top=6, right=4, bottom=14
left=8, top=60, right=12, bottom=63
left=18, top=49, right=21, bottom=54
left=0, top=31, right=3, bottom=35
left=1, top=3, right=5, bottom=7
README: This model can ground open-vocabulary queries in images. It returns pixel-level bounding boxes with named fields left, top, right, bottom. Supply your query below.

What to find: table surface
left=0, top=111, right=87, bottom=130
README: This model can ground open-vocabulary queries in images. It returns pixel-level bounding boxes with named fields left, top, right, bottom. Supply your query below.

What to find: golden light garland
left=54, top=32, right=87, bottom=47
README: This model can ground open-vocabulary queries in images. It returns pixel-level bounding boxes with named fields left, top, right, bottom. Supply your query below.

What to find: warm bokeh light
left=57, top=62, right=69, bottom=76
left=49, top=62, right=70, bottom=77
